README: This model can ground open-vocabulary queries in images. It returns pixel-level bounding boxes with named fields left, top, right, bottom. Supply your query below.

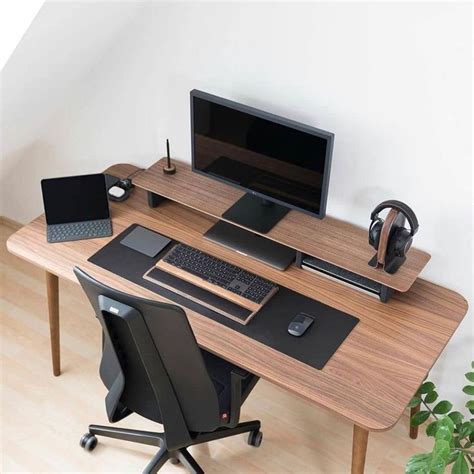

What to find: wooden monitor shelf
left=133, top=158, right=431, bottom=293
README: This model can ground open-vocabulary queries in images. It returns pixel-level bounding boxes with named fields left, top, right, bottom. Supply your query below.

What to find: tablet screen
left=41, top=174, right=110, bottom=225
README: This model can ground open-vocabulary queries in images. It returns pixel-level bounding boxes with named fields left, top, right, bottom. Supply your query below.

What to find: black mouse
left=288, top=313, right=315, bottom=337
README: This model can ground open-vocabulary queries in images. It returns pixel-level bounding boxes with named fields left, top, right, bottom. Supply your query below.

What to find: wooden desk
left=6, top=164, right=468, bottom=474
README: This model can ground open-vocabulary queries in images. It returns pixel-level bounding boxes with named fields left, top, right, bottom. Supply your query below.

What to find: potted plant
left=406, top=362, right=474, bottom=473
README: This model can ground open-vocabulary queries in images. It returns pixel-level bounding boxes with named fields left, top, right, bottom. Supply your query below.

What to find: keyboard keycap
left=47, top=219, right=112, bottom=243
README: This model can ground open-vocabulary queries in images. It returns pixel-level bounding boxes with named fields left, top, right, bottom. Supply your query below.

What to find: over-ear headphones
left=368, top=200, right=419, bottom=274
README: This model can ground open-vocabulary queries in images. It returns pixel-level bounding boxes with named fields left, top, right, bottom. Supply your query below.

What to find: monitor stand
left=222, top=193, right=290, bottom=234
left=204, top=194, right=296, bottom=271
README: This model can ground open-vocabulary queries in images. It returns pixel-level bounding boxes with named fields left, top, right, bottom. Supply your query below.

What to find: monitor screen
left=41, top=174, right=110, bottom=225
left=191, top=90, right=334, bottom=218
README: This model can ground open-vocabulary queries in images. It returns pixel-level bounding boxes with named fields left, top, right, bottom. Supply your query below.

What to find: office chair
left=74, top=267, right=262, bottom=474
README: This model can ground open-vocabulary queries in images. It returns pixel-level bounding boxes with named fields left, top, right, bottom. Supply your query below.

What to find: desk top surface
left=7, top=163, right=468, bottom=432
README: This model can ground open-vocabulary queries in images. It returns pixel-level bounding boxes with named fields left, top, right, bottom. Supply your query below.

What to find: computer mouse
left=288, top=312, right=315, bottom=337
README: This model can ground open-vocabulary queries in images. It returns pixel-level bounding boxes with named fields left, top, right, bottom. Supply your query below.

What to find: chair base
left=82, top=420, right=261, bottom=474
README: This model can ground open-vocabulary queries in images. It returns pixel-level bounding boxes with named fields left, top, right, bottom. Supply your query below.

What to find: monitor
left=191, top=89, right=334, bottom=229
left=191, top=90, right=334, bottom=269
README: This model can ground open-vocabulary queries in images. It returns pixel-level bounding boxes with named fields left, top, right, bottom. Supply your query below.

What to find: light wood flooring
left=0, top=221, right=432, bottom=473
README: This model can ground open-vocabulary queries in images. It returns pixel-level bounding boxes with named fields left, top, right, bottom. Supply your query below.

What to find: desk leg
left=46, top=272, right=60, bottom=376
left=351, top=425, right=369, bottom=474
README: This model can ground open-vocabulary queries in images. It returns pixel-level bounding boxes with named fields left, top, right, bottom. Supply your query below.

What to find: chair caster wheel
left=248, top=430, right=263, bottom=447
left=80, top=433, right=98, bottom=452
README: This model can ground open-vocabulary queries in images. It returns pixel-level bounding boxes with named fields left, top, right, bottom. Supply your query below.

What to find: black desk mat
left=89, top=224, right=359, bottom=370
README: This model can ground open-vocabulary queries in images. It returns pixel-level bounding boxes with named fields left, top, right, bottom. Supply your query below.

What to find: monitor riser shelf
left=132, top=158, right=431, bottom=300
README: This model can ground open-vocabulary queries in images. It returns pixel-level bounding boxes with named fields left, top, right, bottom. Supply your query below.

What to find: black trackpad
left=120, top=226, right=171, bottom=257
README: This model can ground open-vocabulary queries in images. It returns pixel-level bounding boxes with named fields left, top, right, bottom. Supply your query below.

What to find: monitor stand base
left=222, top=193, right=290, bottom=234
left=204, top=220, right=296, bottom=271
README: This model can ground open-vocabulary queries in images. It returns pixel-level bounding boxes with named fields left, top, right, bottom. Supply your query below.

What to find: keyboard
left=47, top=219, right=112, bottom=243
left=160, top=244, right=279, bottom=305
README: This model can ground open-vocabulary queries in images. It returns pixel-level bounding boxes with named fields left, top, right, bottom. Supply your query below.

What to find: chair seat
left=201, top=350, right=258, bottom=418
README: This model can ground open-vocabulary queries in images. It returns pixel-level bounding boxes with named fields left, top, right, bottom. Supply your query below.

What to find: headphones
left=368, top=200, right=419, bottom=274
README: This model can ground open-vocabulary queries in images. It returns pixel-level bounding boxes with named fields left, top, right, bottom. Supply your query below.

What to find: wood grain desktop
left=6, top=162, right=468, bottom=474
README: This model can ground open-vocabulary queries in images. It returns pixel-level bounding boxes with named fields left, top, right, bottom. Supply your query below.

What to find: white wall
left=0, top=0, right=146, bottom=217
left=1, top=2, right=472, bottom=409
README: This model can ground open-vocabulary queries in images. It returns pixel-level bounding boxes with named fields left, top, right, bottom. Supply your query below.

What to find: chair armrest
left=226, top=369, right=246, bottom=428
left=232, top=367, right=251, bottom=378
left=225, top=368, right=259, bottom=428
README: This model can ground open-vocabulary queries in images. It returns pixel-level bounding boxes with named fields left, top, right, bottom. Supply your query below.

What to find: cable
left=126, top=168, right=144, bottom=181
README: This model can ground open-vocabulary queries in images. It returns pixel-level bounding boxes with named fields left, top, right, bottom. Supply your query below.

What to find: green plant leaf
left=438, top=416, right=455, bottom=433
left=405, top=461, right=429, bottom=474
left=452, top=453, right=469, bottom=474
left=405, top=453, right=431, bottom=474
left=433, top=401, right=453, bottom=415
left=424, top=391, right=438, bottom=404
left=458, top=421, right=473, bottom=439
left=446, top=450, right=458, bottom=465
left=466, top=400, right=474, bottom=414
left=428, top=455, right=446, bottom=474
left=408, top=396, right=422, bottom=408
left=434, top=425, right=451, bottom=442
left=433, top=438, right=450, bottom=459
left=465, top=372, right=474, bottom=382
left=448, top=411, right=464, bottom=426
left=426, top=421, right=439, bottom=437
left=462, top=385, right=474, bottom=396
left=411, top=410, right=431, bottom=426
left=407, top=453, right=431, bottom=465
left=420, top=381, right=435, bottom=394
left=464, top=441, right=472, bottom=448
left=471, top=361, right=474, bottom=369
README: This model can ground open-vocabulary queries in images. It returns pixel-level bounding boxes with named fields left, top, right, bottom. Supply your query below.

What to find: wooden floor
left=0, top=221, right=432, bottom=473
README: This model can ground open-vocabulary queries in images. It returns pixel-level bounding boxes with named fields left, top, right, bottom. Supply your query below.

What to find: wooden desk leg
left=46, top=272, right=60, bottom=376
left=409, top=392, right=421, bottom=439
left=352, top=425, right=369, bottom=474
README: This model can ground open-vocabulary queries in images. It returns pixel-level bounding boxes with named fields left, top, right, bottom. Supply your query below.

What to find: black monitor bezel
left=190, top=89, right=334, bottom=220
